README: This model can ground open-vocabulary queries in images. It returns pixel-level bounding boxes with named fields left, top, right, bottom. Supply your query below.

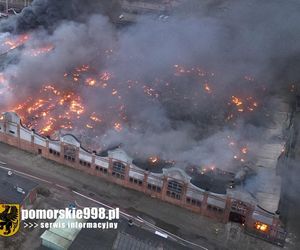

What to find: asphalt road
left=0, top=146, right=211, bottom=250
left=0, top=142, right=282, bottom=250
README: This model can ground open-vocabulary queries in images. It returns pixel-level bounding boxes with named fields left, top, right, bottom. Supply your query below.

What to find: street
left=0, top=143, right=212, bottom=249
left=0, top=142, right=282, bottom=250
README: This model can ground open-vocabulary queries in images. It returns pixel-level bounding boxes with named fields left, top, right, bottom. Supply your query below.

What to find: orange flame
left=149, top=156, right=159, bottom=164
left=231, top=96, right=243, bottom=106
left=114, top=122, right=122, bottom=132
left=4, top=34, right=29, bottom=50
left=255, top=222, right=268, bottom=232
left=203, top=83, right=212, bottom=93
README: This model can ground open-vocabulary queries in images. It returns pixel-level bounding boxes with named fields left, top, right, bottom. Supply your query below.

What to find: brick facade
left=0, top=112, right=286, bottom=245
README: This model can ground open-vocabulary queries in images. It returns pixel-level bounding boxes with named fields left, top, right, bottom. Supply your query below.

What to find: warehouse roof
left=41, top=217, right=86, bottom=250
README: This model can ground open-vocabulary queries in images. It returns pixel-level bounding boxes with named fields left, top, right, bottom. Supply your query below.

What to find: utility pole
left=5, top=0, right=8, bottom=14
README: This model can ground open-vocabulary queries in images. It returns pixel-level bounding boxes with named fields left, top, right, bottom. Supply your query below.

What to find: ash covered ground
left=0, top=0, right=299, bottom=172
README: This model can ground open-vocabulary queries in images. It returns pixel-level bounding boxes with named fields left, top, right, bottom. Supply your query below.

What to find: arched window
left=112, top=161, right=126, bottom=179
left=166, top=180, right=183, bottom=200
left=64, top=145, right=76, bottom=162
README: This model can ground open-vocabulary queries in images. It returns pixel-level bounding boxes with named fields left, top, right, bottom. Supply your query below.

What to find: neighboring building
left=0, top=111, right=287, bottom=246
left=41, top=217, right=188, bottom=250
left=0, top=0, right=31, bottom=12
left=41, top=217, right=86, bottom=250
left=0, top=167, right=38, bottom=208
left=117, top=0, right=185, bottom=24
left=120, top=0, right=172, bottom=13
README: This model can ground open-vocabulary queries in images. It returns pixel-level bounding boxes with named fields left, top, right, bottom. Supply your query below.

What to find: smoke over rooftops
left=0, top=0, right=120, bottom=33
left=0, top=0, right=298, bottom=171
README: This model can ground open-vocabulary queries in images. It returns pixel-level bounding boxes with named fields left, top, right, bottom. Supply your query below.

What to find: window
left=186, top=197, right=201, bottom=207
left=64, top=155, right=75, bottom=162
left=207, top=204, right=223, bottom=213
left=112, top=161, right=126, bottom=179
left=113, top=161, right=126, bottom=173
left=147, top=183, right=161, bottom=193
left=129, top=177, right=143, bottom=186
left=96, top=165, right=108, bottom=174
left=64, top=145, right=76, bottom=162
left=166, top=180, right=182, bottom=200
left=79, top=160, right=91, bottom=167
left=112, top=172, right=124, bottom=179
left=49, top=148, right=60, bottom=157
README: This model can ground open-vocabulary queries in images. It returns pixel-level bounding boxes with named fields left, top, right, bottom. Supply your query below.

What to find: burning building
left=0, top=0, right=299, bottom=247
left=0, top=104, right=288, bottom=246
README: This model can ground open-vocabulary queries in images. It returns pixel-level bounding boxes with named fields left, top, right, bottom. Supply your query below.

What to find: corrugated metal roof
left=41, top=230, right=70, bottom=249
left=41, top=217, right=86, bottom=249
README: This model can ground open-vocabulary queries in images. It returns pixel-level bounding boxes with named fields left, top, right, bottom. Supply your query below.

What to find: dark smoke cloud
left=0, top=0, right=120, bottom=32
left=0, top=0, right=299, bottom=170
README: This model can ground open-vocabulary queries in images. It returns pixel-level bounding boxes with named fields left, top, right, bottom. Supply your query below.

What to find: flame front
left=0, top=35, right=267, bottom=157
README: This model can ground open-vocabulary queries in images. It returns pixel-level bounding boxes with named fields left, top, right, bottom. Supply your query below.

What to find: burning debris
left=186, top=165, right=235, bottom=194
left=132, top=157, right=175, bottom=173
left=2, top=33, right=29, bottom=50
left=230, top=95, right=258, bottom=113
left=149, top=156, right=159, bottom=164
left=0, top=0, right=298, bottom=173
left=255, top=222, right=269, bottom=232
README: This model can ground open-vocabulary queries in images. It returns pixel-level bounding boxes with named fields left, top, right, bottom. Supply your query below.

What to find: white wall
left=129, top=170, right=144, bottom=180
left=61, top=135, right=80, bottom=147
left=79, top=151, right=92, bottom=163
left=186, top=188, right=204, bottom=201
left=147, top=174, right=163, bottom=187
left=95, top=157, right=109, bottom=169
left=49, top=141, right=61, bottom=152
left=207, top=197, right=226, bottom=209
left=34, top=135, right=46, bottom=147
left=20, top=127, right=31, bottom=142
left=6, top=122, right=18, bottom=137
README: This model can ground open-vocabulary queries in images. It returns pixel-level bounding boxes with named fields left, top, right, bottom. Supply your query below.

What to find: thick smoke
left=0, top=0, right=299, bottom=170
left=0, top=0, right=120, bottom=32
